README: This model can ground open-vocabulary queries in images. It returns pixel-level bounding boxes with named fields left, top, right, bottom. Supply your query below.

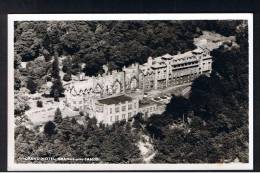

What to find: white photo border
left=7, top=13, right=254, bottom=171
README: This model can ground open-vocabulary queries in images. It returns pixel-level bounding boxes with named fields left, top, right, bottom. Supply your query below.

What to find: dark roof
left=98, top=95, right=133, bottom=105
left=139, top=98, right=163, bottom=108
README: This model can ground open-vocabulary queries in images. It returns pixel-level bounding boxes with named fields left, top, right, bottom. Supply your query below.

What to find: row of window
left=157, top=69, right=167, bottom=74
left=140, top=106, right=156, bottom=116
left=144, top=61, right=208, bottom=79
left=110, top=111, right=137, bottom=122
left=173, top=61, right=198, bottom=68
left=202, top=62, right=211, bottom=65
left=173, top=56, right=197, bottom=63
left=155, top=67, right=201, bottom=79
left=110, top=102, right=137, bottom=114
left=169, top=75, right=195, bottom=81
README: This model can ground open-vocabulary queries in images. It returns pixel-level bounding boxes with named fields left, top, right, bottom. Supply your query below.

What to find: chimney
left=148, top=56, right=153, bottom=66
left=102, top=64, right=108, bottom=74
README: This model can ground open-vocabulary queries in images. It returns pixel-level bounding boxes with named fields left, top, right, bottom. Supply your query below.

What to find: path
left=137, top=134, right=156, bottom=163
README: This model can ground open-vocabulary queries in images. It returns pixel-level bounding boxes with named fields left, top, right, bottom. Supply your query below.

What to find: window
left=79, top=101, right=82, bottom=104
left=110, top=108, right=112, bottom=114
left=73, top=101, right=76, bottom=104
left=134, top=103, right=137, bottom=109
left=110, top=116, right=113, bottom=122
left=122, top=105, right=126, bottom=111
left=122, top=114, right=126, bottom=119
left=128, top=104, right=132, bottom=110
left=115, top=115, right=119, bottom=121
left=115, top=106, right=119, bottom=113
left=128, top=112, right=132, bottom=119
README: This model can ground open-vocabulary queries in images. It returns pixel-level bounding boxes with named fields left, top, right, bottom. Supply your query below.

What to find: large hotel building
left=64, top=40, right=216, bottom=124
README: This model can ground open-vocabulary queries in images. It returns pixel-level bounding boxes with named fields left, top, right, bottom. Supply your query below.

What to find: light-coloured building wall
left=93, top=96, right=139, bottom=125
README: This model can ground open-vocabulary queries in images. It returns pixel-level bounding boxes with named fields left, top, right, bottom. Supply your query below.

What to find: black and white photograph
left=7, top=14, right=253, bottom=171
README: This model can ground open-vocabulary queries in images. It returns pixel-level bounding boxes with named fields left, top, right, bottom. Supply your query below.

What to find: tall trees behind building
left=14, top=20, right=242, bottom=93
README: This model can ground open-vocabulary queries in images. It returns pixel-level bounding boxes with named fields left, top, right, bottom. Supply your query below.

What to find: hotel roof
left=172, top=51, right=194, bottom=60
left=139, top=97, right=163, bottom=108
left=161, top=53, right=173, bottom=60
left=98, top=95, right=133, bottom=105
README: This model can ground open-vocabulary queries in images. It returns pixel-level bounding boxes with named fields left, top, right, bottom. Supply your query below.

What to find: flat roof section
left=139, top=97, right=163, bottom=108
left=98, top=95, right=133, bottom=105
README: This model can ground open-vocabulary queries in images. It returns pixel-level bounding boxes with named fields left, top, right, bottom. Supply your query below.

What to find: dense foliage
left=14, top=20, right=240, bottom=92
left=15, top=115, right=141, bottom=163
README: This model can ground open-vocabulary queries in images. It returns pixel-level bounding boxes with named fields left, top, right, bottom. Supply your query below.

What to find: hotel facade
left=64, top=41, right=216, bottom=124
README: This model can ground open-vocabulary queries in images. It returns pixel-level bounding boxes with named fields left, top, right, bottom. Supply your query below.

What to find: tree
left=54, top=108, right=62, bottom=123
left=50, top=79, right=64, bottom=101
left=27, top=78, right=37, bottom=94
left=51, top=56, right=60, bottom=79
left=79, top=111, right=84, bottom=116
left=71, top=117, right=77, bottom=124
left=62, top=56, right=72, bottom=73
left=14, top=52, right=22, bottom=69
left=14, top=27, right=39, bottom=62
left=166, top=95, right=191, bottom=121
left=42, top=49, right=51, bottom=62
left=60, top=31, right=80, bottom=55
left=14, top=72, right=21, bottom=90
left=100, top=127, right=140, bottom=163
left=37, top=100, right=43, bottom=107
left=44, top=121, right=56, bottom=136
left=132, top=113, right=145, bottom=130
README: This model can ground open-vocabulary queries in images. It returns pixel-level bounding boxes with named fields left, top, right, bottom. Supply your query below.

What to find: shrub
left=37, top=100, right=43, bottom=107
left=44, top=121, right=56, bottom=136
left=63, top=73, right=71, bottom=81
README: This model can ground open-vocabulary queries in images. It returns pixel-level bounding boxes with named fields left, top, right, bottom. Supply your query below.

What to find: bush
left=79, top=111, right=84, bottom=116
left=27, top=78, right=37, bottom=94
left=54, top=108, right=62, bottom=123
left=46, top=76, right=52, bottom=82
left=44, top=121, right=56, bottom=136
left=37, top=100, right=43, bottom=107
left=63, top=73, right=71, bottom=81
